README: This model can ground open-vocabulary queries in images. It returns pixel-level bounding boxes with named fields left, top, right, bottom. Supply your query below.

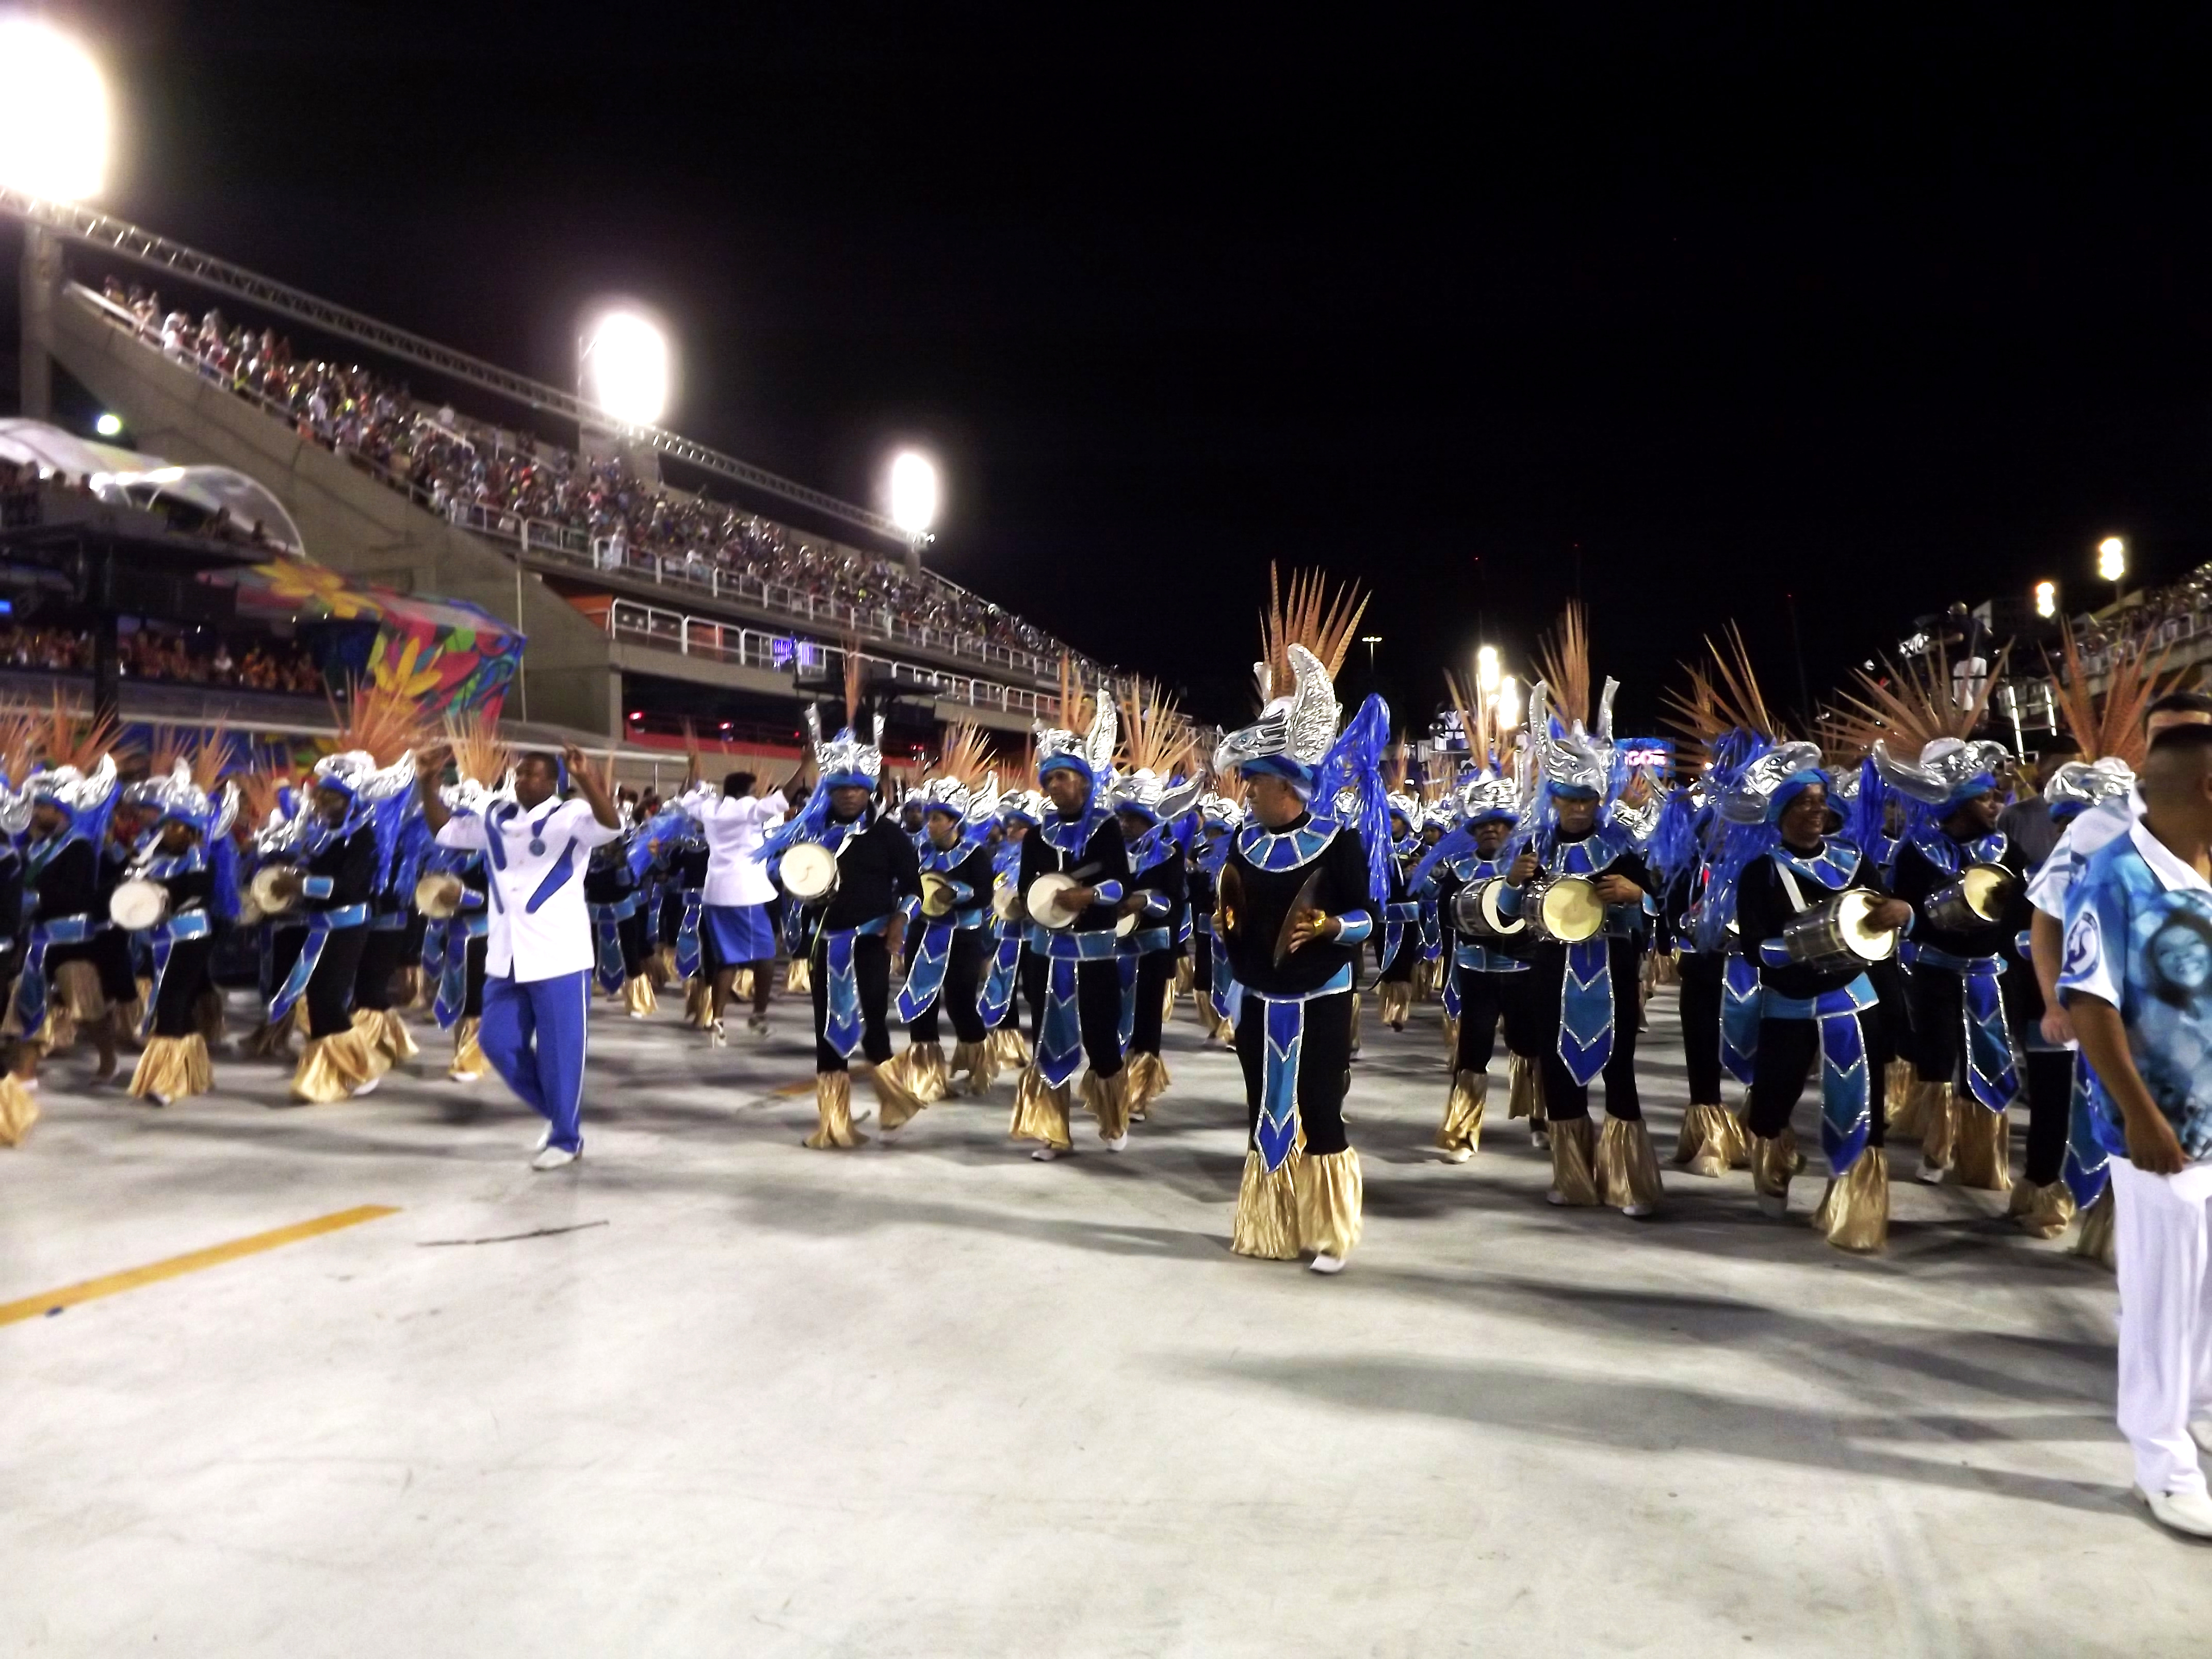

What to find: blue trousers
left=481, top=968, right=591, bottom=1153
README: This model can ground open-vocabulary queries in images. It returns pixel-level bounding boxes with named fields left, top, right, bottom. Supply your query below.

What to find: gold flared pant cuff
left=2073, top=1185, right=2116, bottom=1268
left=1008, top=1066, right=1073, bottom=1149
left=1815, top=1148, right=1891, bottom=1251
left=1174, top=957, right=1196, bottom=997
left=0, top=1072, right=38, bottom=1147
left=291, top=1028, right=379, bottom=1103
left=1438, top=1069, right=1487, bottom=1153
left=1881, top=1059, right=1916, bottom=1124
left=1949, top=1099, right=2011, bottom=1191
left=645, top=945, right=676, bottom=987
left=1347, top=994, right=1363, bottom=1053
left=727, top=967, right=752, bottom=1000
left=623, top=974, right=658, bottom=1017
left=1890, top=1076, right=1949, bottom=1145
left=1507, top=1052, right=1547, bottom=1125
left=366, top=1006, right=419, bottom=1066
left=1596, top=1117, right=1664, bottom=1211
left=1673, top=1102, right=1749, bottom=1177
left=805, top=1069, right=868, bottom=1148
left=450, top=1016, right=490, bottom=1079
left=1751, top=1128, right=1797, bottom=1203
left=906, top=1043, right=950, bottom=1104
left=130, top=1033, right=214, bottom=1103
left=194, top=984, right=227, bottom=1044
left=683, top=978, right=714, bottom=1028
left=872, top=1050, right=930, bottom=1130
left=13, top=959, right=110, bottom=1050
left=2008, top=1176, right=2076, bottom=1238
left=1412, top=958, right=1434, bottom=1001
left=1125, top=1051, right=1170, bottom=1120
left=1296, top=1147, right=1364, bottom=1259
left=987, top=1025, right=1032, bottom=1068
left=1548, top=1114, right=1600, bottom=1205
left=1231, top=1149, right=1304, bottom=1259
left=1162, top=978, right=1179, bottom=1027
left=1378, top=981, right=1413, bottom=1028
left=786, top=958, right=812, bottom=994
left=949, top=1038, right=997, bottom=1095
left=347, top=1009, right=398, bottom=1080
left=1083, top=1068, right=1131, bottom=1142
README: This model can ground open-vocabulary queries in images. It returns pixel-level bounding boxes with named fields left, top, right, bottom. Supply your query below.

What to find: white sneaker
left=1621, top=1202, right=1657, bottom=1219
left=1532, top=1128, right=1550, bottom=1148
left=2190, top=1420, right=2212, bottom=1457
left=1030, top=1145, right=1063, bottom=1162
left=1104, top=1132, right=1129, bottom=1153
left=448, top=1066, right=481, bottom=1084
left=147, top=1090, right=172, bottom=1108
left=708, top=1020, right=726, bottom=1049
left=747, top=1014, right=771, bottom=1036
left=1441, top=1146, right=1472, bottom=1165
left=350, top=1075, right=380, bottom=1097
left=1755, top=1190, right=1790, bottom=1219
left=534, top=1124, right=552, bottom=1151
left=1916, top=1154, right=1950, bottom=1185
left=1546, top=1189, right=1568, bottom=1207
left=530, top=1145, right=579, bottom=1172
left=1309, top=1253, right=1346, bottom=1275
left=2138, top=1484, right=2212, bottom=1539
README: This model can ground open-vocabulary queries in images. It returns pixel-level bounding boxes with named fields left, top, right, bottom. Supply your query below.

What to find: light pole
left=888, top=450, right=939, bottom=578
left=2097, top=535, right=2127, bottom=604
left=2, top=17, right=111, bottom=420
left=2034, top=580, right=2056, bottom=621
left=1360, top=633, right=1382, bottom=674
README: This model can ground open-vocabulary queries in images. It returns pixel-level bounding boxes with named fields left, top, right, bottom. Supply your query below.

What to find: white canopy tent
left=0, top=418, right=304, bottom=553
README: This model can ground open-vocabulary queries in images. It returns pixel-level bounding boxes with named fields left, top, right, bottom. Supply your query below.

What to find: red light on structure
left=628, top=710, right=643, bottom=721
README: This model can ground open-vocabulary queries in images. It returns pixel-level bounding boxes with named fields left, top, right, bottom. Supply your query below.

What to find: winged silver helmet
left=807, top=705, right=885, bottom=785
left=1871, top=737, right=2009, bottom=806
left=1213, top=644, right=1339, bottom=776
left=2043, top=755, right=2135, bottom=812
left=1528, top=677, right=1619, bottom=797
left=1033, top=685, right=1117, bottom=777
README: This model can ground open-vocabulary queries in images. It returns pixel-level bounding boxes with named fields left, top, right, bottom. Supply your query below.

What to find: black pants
left=1871, top=958, right=1915, bottom=1068
left=463, top=934, right=487, bottom=1019
left=1076, top=956, right=1125, bottom=1078
left=1234, top=988, right=1352, bottom=1156
left=263, top=924, right=306, bottom=1005
left=92, top=927, right=138, bottom=1004
left=151, top=938, right=214, bottom=1038
left=1128, top=950, right=1171, bottom=1057
left=1452, top=966, right=1543, bottom=1073
left=1908, top=966, right=1992, bottom=1089
left=2022, top=1046, right=2073, bottom=1186
left=1747, top=1007, right=1888, bottom=1145
left=1677, top=951, right=1725, bottom=1103
left=909, top=929, right=989, bottom=1045
left=306, top=925, right=369, bottom=1039
left=617, top=909, right=650, bottom=979
left=812, top=931, right=893, bottom=1072
left=1020, top=949, right=1048, bottom=1044
left=353, top=927, right=409, bottom=1013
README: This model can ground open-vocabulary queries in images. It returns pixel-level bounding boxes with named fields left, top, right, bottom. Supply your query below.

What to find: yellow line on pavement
left=0, top=1205, right=400, bottom=1328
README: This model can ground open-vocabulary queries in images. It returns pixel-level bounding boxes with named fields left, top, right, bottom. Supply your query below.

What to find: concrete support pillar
left=19, top=223, right=60, bottom=420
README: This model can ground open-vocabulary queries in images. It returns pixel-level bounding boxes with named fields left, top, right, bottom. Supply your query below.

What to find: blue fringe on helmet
left=1314, top=692, right=1394, bottom=913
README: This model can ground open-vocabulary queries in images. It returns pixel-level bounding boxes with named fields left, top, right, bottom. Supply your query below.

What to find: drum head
left=414, top=873, right=465, bottom=920
left=108, top=879, right=168, bottom=931
left=780, top=841, right=838, bottom=901
left=1478, top=880, right=1526, bottom=937
left=1028, top=871, right=1080, bottom=929
left=1959, top=864, right=2013, bottom=921
left=1115, top=911, right=1137, bottom=938
left=992, top=881, right=1021, bottom=922
left=1834, top=886, right=1897, bottom=961
left=919, top=871, right=957, bottom=918
left=248, top=864, right=296, bottom=913
left=1540, top=876, right=1605, bottom=942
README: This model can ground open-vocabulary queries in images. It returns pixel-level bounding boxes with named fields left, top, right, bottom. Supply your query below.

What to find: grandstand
left=8, top=191, right=1101, bottom=749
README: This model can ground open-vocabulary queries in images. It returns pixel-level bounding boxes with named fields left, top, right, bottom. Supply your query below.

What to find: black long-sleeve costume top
left=1735, top=841, right=1894, bottom=1002
left=1124, top=833, right=1187, bottom=948
left=1018, top=805, right=1132, bottom=936
left=1217, top=814, right=1375, bottom=998
left=810, top=808, right=922, bottom=933
left=1889, top=828, right=2026, bottom=962
left=298, top=823, right=379, bottom=914
left=25, top=837, right=100, bottom=924
left=1523, top=828, right=1653, bottom=998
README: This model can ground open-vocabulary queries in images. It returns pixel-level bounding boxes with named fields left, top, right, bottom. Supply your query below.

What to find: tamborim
left=248, top=863, right=301, bottom=916
left=1926, top=862, right=2018, bottom=933
left=919, top=870, right=959, bottom=919
left=991, top=880, right=1022, bottom=923
left=108, top=878, right=169, bottom=932
left=1027, top=871, right=1086, bottom=929
left=414, top=872, right=466, bottom=920
left=1780, top=886, right=1898, bottom=970
left=1522, top=873, right=1605, bottom=945
left=778, top=841, right=840, bottom=903
left=1115, top=910, right=1138, bottom=939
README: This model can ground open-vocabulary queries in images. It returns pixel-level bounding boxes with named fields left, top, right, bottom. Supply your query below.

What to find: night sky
left=9, top=4, right=2212, bottom=739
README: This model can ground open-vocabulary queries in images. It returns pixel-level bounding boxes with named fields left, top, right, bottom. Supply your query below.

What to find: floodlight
left=581, top=312, right=670, bottom=427
left=2096, top=535, right=2126, bottom=584
left=1494, top=675, right=1520, bottom=729
left=1476, top=644, right=1501, bottom=693
left=888, top=451, right=939, bottom=538
left=2033, top=580, right=2056, bottom=619
left=0, top=19, right=109, bottom=202
left=94, top=412, right=122, bottom=437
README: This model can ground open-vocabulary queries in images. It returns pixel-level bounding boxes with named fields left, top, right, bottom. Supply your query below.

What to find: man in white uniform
left=416, top=742, right=622, bottom=1168
left=680, top=770, right=791, bottom=1042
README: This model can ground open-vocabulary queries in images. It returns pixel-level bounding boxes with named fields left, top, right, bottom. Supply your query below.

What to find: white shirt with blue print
left=436, top=797, right=622, bottom=982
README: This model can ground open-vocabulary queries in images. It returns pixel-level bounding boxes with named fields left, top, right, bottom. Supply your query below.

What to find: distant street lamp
left=1494, top=675, right=1520, bottom=731
left=1360, top=633, right=1382, bottom=673
left=2033, top=580, right=2056, bottom=620
left=1476, top=643, right=1500, bottom=694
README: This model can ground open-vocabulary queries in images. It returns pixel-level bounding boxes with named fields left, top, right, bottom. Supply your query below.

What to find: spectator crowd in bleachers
left=99, top=282, right=1091, bottom=674
left=0, top=622, right=325, bottom=695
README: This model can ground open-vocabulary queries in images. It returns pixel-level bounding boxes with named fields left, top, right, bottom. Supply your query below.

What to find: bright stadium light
left=1476, top=644, right=1501, bottom=694
left=2034, top=579, right=2056, bottom=619
left=0, top=18, right=109, bottom=202
left=94, top=412, right=123, bottom=437
left=1495, top=675, right=1520, bottom=729
left=888, top=451, right=939, bottom=539
left=2096, top=534, right=2127, bottom=585
left=580, top=312, right=670, bottom=427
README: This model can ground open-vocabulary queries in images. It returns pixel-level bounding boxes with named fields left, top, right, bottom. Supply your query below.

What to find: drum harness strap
left=1762, top=857, right=1882, bottom=1170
